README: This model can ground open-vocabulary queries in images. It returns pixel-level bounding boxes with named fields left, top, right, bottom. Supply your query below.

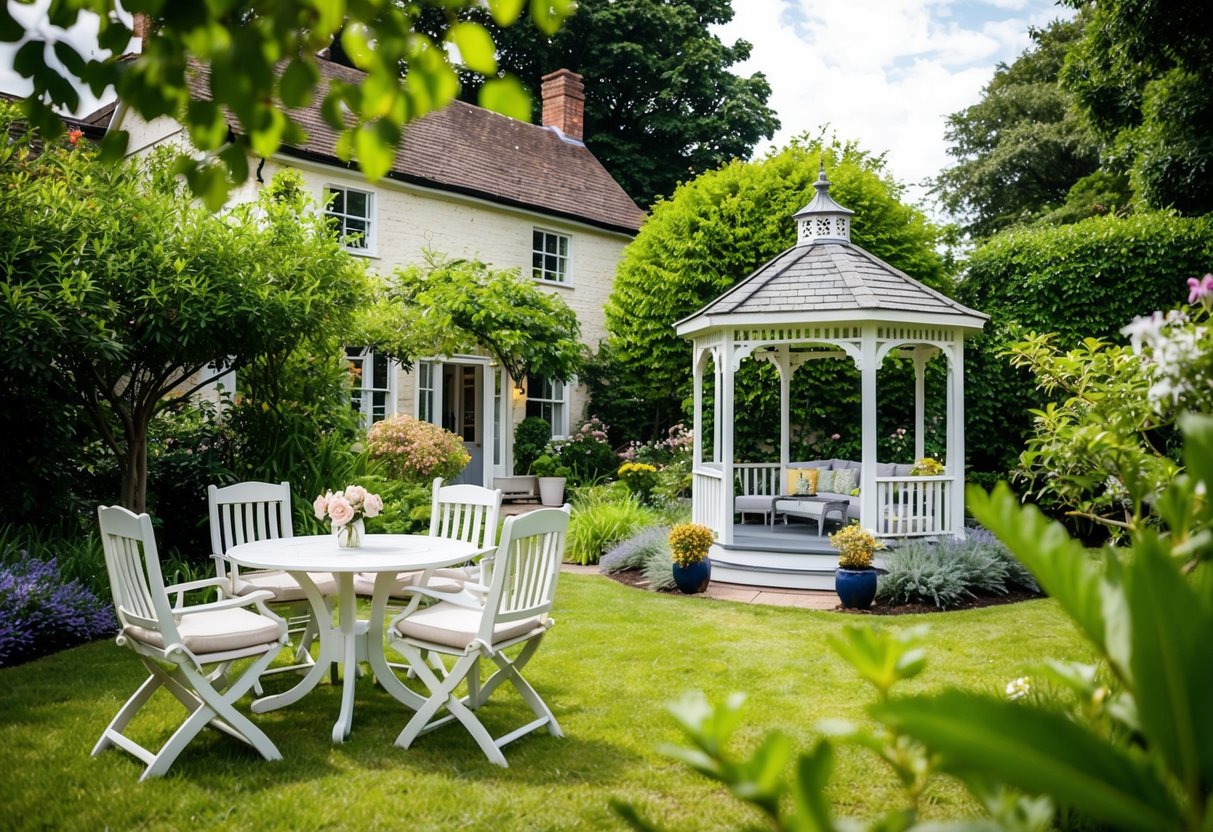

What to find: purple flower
left=0, top=557, right=116, bottom=668
left=1187, top=274, right=1213, bottom=305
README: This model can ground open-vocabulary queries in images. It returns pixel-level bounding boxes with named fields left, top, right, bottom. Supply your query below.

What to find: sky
left=715, top=0, right=1074, bottom=209
left=0, top=0, right=1073, bottom=211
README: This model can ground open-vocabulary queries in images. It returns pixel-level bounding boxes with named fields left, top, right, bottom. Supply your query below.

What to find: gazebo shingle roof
left=184, top=60, right=644, bottom=235
left=686, top=242, right=987, bottom=322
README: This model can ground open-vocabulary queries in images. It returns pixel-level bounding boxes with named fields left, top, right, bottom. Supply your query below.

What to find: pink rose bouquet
left=313, top=485, right=383, bottom=529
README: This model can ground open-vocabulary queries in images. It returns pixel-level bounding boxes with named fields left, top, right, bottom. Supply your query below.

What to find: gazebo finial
left=794, top=161, right=854, bottom=246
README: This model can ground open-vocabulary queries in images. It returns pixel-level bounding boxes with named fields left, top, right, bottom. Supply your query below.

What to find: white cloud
left=716, top=0, right=1075, bottom=213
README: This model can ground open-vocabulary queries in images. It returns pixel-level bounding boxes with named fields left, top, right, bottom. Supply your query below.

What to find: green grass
left=0, top=575, right=1094, bottom=830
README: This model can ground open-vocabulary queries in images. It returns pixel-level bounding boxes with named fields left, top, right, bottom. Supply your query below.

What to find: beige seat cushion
left=393, top=603, right=545, bottom=650
left=235, top=569, right=337, bottom=601
left=353, top=571, right=466, bottom=597
left=126, top=607, right=281, bottom=655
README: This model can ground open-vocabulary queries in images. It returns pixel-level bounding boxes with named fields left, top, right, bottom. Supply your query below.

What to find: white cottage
left=106, top=60, right=645, bottom=486
left=676, top=166, right=988, bottom=589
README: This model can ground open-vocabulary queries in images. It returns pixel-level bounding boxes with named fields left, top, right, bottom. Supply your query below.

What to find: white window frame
left=346, top=346, right=396, bottom=428
left=525, top=375, right=569, bottom=439
left=325, top=185, right=376, bottom=253
left=415, top=361, right=436, bottom=424
left=532, top=227, right=571, bottom=284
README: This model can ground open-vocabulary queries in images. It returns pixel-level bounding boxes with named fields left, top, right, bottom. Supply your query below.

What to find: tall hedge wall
left=957, top=211, right=1213, bottom=473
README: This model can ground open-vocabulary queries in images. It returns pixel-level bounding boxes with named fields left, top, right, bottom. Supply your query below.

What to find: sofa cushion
left=828, top=459, right=860, bottom=471
left=786, top=467, right=819, bottom=495
left=874, top=462, right=896, bottom=477
left=894, top=463, right=915, bottom=477
left=831, top=468, right=858, bottom=495
left=789, top=459, right=832, bottom=471
left=815, top=469, right=836, bottom=493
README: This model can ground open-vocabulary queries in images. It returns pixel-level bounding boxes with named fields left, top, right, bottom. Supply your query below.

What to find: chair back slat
left=481, top=506, right=569, bottom=634
left=97, top=505, right=175, bottom=641
left=429, top=477, right=503, bottom=551
left=208, top=481, right=294, bottom=555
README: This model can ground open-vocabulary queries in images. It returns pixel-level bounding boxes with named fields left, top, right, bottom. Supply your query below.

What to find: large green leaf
left=1122, top=531, right=1213, bottom=794
left=967, top=484, right=1109, bottom=655
left=876, top=691, right=1182, bottom=831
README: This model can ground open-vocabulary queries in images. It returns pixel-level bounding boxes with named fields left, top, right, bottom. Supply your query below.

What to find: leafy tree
left=933, top=15, right=1120, bottom=241
left=1060, top=0, right=1213, bottom=214
left=371, top=253, right=583, bottom=387
left=956, top=212, right=1213, bottom=478
left=419, top=0, right=779, bottom=207
left=602, top=136, right=946, bottom=443
left=3, top=0, right=573, bottom=207
left=0, top=109, right=372, bottom=513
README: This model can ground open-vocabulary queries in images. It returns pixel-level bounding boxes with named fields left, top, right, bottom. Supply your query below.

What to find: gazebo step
left=709, top=542, right=889, bottom=591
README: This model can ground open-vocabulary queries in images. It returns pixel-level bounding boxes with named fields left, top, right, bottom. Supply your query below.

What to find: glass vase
left=335, top=517, right=364, bottom=549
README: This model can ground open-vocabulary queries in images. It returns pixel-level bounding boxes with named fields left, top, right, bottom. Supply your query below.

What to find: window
left=347, top=346, right=395, bottom=427
left=326, top=186, right=374, bottom=250
left=416, top=361, right=435, bottom=423
left=532, top=228, right=570, bottom=283
left=525, top=375, right=567, bottom=438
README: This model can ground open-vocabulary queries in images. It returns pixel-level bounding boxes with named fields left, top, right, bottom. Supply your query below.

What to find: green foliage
left=552, top=416, right=617, bottom=484
left=0, top=117, right=372, bottom=513
left=566, top=496, right=659, bottom=565
left=372, top=254, right=582, bottom=387
left=356, top=476, right=432, bottom=536
left=529, top=453, right=571, bottom=479
left=514, top=417, right=553, bottom=476
left=957, top=212, right=1213, bottom=474
left=5, top=1, right=570, bottom=206
left=423, top=0, right=780, bottom=207
left=876, top=530, right=1039, bottom=610
left=1060, top=0, right=1213, bottom=215
left=934, top=15, right=1111, bottom=240
left=604, top=136, right=947, bottom=442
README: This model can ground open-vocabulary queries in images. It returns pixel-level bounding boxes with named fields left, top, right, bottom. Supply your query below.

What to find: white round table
left=226, top=533, right=482, bottom=743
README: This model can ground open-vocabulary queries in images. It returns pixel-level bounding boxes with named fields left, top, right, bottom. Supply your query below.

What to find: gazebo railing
left=692, top=465, right=727, bottom=533
left=874, top=475, right=953, bottom=537
left=734, top=463, right=782, bottom=498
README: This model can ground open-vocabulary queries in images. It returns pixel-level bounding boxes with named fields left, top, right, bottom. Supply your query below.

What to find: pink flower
left=1187, top=274, right=1213, bottom=304
left=344, top=485, right=368, bottom=507
left=313, top=491, right=331, bottom=520
left=327, top=496, right=354, bottom=526
left=831, top=433, right=841, bottom=441
left=363, top=492, right=383, bottom=518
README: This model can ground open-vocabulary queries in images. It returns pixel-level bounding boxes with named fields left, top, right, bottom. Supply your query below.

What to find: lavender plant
left=0, top=557, right=115, bottom=668
left=600, top=525, right=671, bottom=574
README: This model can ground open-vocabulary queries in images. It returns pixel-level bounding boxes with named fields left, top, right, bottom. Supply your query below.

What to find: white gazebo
left=675, top=166, right=988, bottom=589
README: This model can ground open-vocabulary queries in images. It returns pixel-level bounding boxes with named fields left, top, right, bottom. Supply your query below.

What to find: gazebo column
left=720, top=340, right=736, bottom=545
left=913, top=348, right=927, bottom=462
left=777, top=348, right=791, bottom=473
left=947, top=340, right=966, bottom=538
left=692, top=348, right=704, bottom=469
left=859, top=329, right=879, bottom=532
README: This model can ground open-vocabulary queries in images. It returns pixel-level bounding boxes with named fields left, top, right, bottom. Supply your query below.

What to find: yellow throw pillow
left=786, top=467, right=819, bottom=495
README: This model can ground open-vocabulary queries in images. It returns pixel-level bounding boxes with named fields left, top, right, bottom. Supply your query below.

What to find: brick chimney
left=541, top=69, right=584, bottom=141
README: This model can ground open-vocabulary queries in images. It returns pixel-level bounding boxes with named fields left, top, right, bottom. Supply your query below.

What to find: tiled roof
left=184, top=60, right=644, bottom=235
left=690, top=242, right=987, bottom=322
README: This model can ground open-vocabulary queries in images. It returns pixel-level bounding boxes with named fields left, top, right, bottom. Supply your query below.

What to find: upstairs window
left=326, top=186, right=374, bottom=251
left=532, top=228, right=570, bottom=283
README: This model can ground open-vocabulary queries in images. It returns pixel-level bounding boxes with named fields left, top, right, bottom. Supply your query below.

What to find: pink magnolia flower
left=363, top=492, right=384, bottom=518
left=1187, top=274, right=1213, bottom=305
left=313, top=491, right=331, bottom=520
left=327, top=496, right=355, bottom=526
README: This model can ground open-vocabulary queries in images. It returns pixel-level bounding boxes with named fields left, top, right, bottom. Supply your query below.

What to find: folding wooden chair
left=386, top=505, right=570, bottom=767
left=209, top=481, right=337, bottom=677
left=93, top=505, right=288, bottom=780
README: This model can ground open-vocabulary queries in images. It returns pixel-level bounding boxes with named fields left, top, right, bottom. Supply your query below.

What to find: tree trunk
left=118, top=417, right=151, bottom=514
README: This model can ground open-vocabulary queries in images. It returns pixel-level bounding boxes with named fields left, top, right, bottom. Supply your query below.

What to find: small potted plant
left=531, top=452, right=571, bottom=507
left=668, top=522, right=715, bottom=594
left=829, top=523, right=884, bottom=609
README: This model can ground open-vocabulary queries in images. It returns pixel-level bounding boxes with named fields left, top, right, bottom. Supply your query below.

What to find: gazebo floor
left=712, top=519, right=895, bottom=591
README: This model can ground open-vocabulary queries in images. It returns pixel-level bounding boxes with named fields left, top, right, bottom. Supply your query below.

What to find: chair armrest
left=165, top=576, right=231, bottom=608
left=174, top=589, right=276, bottom=614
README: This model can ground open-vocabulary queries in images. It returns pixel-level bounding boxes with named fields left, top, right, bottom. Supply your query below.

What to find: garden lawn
left=0, top=574, right=1093, bottom=830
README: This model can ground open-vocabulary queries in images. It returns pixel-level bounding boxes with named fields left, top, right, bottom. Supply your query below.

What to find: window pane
left=347, top=191, right=368, bottom=216
left=545, top=254, right=557, bottom=275
left=329, top=190, right=344, bottom=213
left=558, top=236, right=568, bottom=256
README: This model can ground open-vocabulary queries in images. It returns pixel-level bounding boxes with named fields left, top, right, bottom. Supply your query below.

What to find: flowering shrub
left=617, top=462, right=659, bottom=503
left=909, top=457, right=945, bottom=476
left=367, top=414, right=470, bottom=484
left=555, top=416, right=617, bottom=483
left=0, top=557, right=116, bottom=667
left=619, top=423, right=694, bottom=503
left=667, top=523, right=714, bottom=568
left=829, top=523, right=884, bottom=569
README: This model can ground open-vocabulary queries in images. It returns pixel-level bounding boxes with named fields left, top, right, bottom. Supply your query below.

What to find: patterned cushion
left=786, top=468, right=819, bottom=495
left=831, top=468, right=858, bottom=495
left=815, top=468, right=835, bottom=494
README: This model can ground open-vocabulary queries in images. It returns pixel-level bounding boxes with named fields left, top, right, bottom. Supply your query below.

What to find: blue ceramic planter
left=672, top=557, right=712, bottom=594
left=835, top=567, right=877, bottom=609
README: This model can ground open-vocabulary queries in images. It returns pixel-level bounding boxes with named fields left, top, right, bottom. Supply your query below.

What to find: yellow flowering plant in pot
left=909, top=457, right=945, bottom=476
left=667, top=523, right=715, bottom=594
left=829, top=523, right=884, bottom=608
